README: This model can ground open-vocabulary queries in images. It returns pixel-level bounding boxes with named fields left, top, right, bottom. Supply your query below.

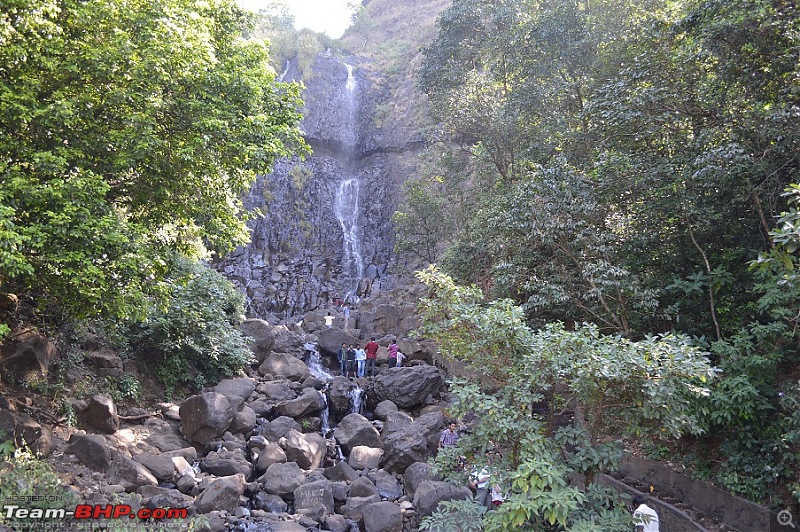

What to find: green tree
left=0, top=0, right=307, bottom=323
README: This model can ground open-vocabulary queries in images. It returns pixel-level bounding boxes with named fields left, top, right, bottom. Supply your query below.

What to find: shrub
left=127, top=257, right=253, bottom=394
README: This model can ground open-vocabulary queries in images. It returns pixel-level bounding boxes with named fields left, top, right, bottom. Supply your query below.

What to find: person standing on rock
left=632, top=494, right=660, bottom=532
left=338, top=342, right=347, bottom=377
left=439, top=421, right=460, bottom=449
left=346, top=343, right=357, bottom=378
left=388, top=339, right=399, bottom=368
left=365, top=337, right=379, bottom=376
left=343, top=303, right=351, bottom=331
left=355, top=343, right=367, bottom=378
left=324, top=312, right=335, bottom=329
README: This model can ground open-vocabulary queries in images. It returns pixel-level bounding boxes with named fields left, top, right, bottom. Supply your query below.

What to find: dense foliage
left=405, top=0, right=800, bottom=509
left=0, top=0, right=307, bottom=328
left=125, top=256, right=252, bottom=394
left=416, top=267, right=715, bottom=530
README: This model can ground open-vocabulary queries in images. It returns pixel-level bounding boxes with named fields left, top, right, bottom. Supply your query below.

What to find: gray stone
left=279, top=429, right=326, bottom=470
left=252, top=491, right=287, bottom=513
left=294, top=479, right=334, bottom=516
left=231, top=405, right=257, bottom=434
left=108, top=456, right=158, bottom=492
left=362, top=501, right=403, bottom=532
left=334, top=413, right=382, bottom=453
left=369, top=470, right=402, bottom=500
left=83, top=394, right=119, bottom=434
left=84, top=351, right=124, bottom=378
left=0, top=409, right=51, bottom=456
left=201, top=448, right=252, bottom=478
left=259, top=381, right=297, bottom=401
left=348, top=476, right=379, bottom=499
left=381, top=412, right=446, bottom=474
left=65, top=433, right=114, bottom=471
left=324, top=461, right=359, bottom=483
left=179, top=392, right=233, bottom=445
left=258, top=352, right=310, bottom=381
left=348, top=446, right=384, bottom=470
left=260, top=462, right=305, bottom=497
left=240, top=319, right=275, bottom=364
left=373, top=400, right=398, bottom=421
left=133, top=452, right=176, bottom=481
left=256, top=442, right=287, bottom=472
left=342, top=495, right=381, bottom=521
left=382, top=411, right=413, bottom=435
left=404, top=462, right=441, bottom=500
left=262, top=416, right=301, bottom=442
left=372, top=365, right=443, bottom=409
left=274, top=387, right=325, bottom=418
left=195, top=474, right=246, bottom=514
left=412, top=481, right=472, bottom=517
left=213, top=378, right=256, bottom=402
left=323, top=514, right=350, bottom=532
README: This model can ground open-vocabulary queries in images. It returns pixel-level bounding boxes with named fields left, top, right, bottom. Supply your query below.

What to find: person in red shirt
left=364, top=337, right=379, bottom=377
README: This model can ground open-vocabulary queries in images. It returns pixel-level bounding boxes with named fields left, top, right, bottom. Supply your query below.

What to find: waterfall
left=334, top=179, right=365, bottom=298
left=349, top=385, right=366, bottom=416
left=304, top=342, right=333, bottom=380
left=277, top=60, right=291, bottom=82
left=334, top=62, right=364, bottom=300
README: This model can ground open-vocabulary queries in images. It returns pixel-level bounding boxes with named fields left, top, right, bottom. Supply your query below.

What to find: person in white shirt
left=632, top=495, right=660, bottom=532
left=324, top=312, right=334, bottom=328
left=355, top=344, right=367, bottom=377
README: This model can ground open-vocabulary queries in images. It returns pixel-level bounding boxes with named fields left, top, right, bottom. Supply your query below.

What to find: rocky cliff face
left=215, top=52, right=419, bottom=319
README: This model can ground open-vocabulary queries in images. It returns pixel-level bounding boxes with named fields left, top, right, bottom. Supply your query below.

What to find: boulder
left=230, top=405, right=257, bottom=434
left=404, top=462, right=441, bottom=500
left=108, top=456, right=158, bottom=492
left=83, top=394, right=119, bottom=434
left=372, top=400, right=398, bottom=421
left=213, top=378, right=256, bottom=403
left=256, top=442, right=287, bottom=472
left=324, top=461, right=359, bottom=483
left=326, top=377, right=356, bottom=422
left=279, top=429, right=325, bottom=470
left=412, top=480, right=472, bottom=517
left=144, top=417, right=190, bottom=452
left=294, top=479, right=335, bottom=516
left=0, top=330, right=59, bottom=381
left=0, top=409, right=51, bottom=456
left=274, top=388, right=325, bottom=418
left=271, top=325, right=306, bottom=357
left=252, top=491, right=287, bottom=513
left=260, top=462, right=305, bottom=497
left=334, top=413, right=382, bottom=453
left=201, top=448, right=252, bottom=478
left=317, top=327, right=358, bottom=358
left=341, top=494, right=381, bottom=521
left=259, top=381, right=297, bottom=401
left=83, top=350, right=124, bottom=378
left=133, top=452, right=177, bottom=481
left=348, top=446, right=384, bottom=470
left=179, top=392, right=233, bottom=445
left=240, top=319, right=275, bottom=364
left=65, top=433, right=115, bottom=471
left=382, top=411, right=413, bottom=435
left=362, top=501, right=403, bottom=532
left=372, top=364, right=443, bottom=409
left=369, top=470, right=402, bottom=500
left=381, top=412, right=446, bottom=474
left=194, top=474, right=246, bottom=514
left=348, top=476, right=379, bottom=499
left=261, top=416, right=301, bottom=442
left=258, top=352, right=310, bottom=381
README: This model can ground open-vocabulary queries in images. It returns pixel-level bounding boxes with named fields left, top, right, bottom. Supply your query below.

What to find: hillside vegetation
left=392, top=0, right=800, bottom=521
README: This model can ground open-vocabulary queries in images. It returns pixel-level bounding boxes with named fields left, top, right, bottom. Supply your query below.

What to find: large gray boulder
left=213, top=378, right=256, bottom=407
left=195, top=474, right=246, bottom=514
left=362, top=501, right=403, bottom=532
left=258, top=352, right=310, bottom=381
left=372, top=364, right=443, bottom=409
left=108, top=456, right=158, bottom=492
left=348, top=476, right=379, bottom=499
left=334, top=413, right=382, bottom=453
left=326, top=377, right=356, bottom=422
left=83, top=394, right=120, bottom=434
left=274, top=387, right=325, bottom=418
left=279, top=429, right=326, bottom=470
left=271, top=325, right=306, bottom=357
left=179, top=392, right=233, bottom=445
left=317, top=328, right=358, bottom=357
left=382, top=411, right=413, bottom=435
left=341, top=495, right=381, bottom=521
left=0, top=410, right=51, bottom=456
left=369, top=469, right=402, bottom=500
left=261, top=416, right=301, bottom=442
left=200, top=448, right=252, bottom=478
left=65, top=433, right=115, bottom=471
left=412, top=480, right=472, bottom=517
left=230, top=405, right=257, bottom=434
left=381, top=412, right=446, bottom=474
left=372, top=400, right=398, bottom=421
left=255, top=442, right=287, bottom=472
left=260, top=462, right=305, bottom=497
left=348, top=446, right=383, bottom=470
left=294, top=479, right=335, bottom=516
left=404, top=462, right=441, bottom=500
left=240, top=319, right=275, bottom=364
left=259, top=381, right=297, bottom=401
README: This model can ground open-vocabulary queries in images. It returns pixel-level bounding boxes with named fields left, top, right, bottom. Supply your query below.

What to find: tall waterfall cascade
left=335, top=63, right=364, bottom=300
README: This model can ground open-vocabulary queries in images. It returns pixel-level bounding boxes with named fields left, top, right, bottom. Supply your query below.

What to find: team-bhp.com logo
left=4, top=504, right=188, bottom=520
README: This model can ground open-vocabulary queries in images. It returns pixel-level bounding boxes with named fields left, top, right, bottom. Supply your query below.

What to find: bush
left=127, top=257, right=253, bottom=394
